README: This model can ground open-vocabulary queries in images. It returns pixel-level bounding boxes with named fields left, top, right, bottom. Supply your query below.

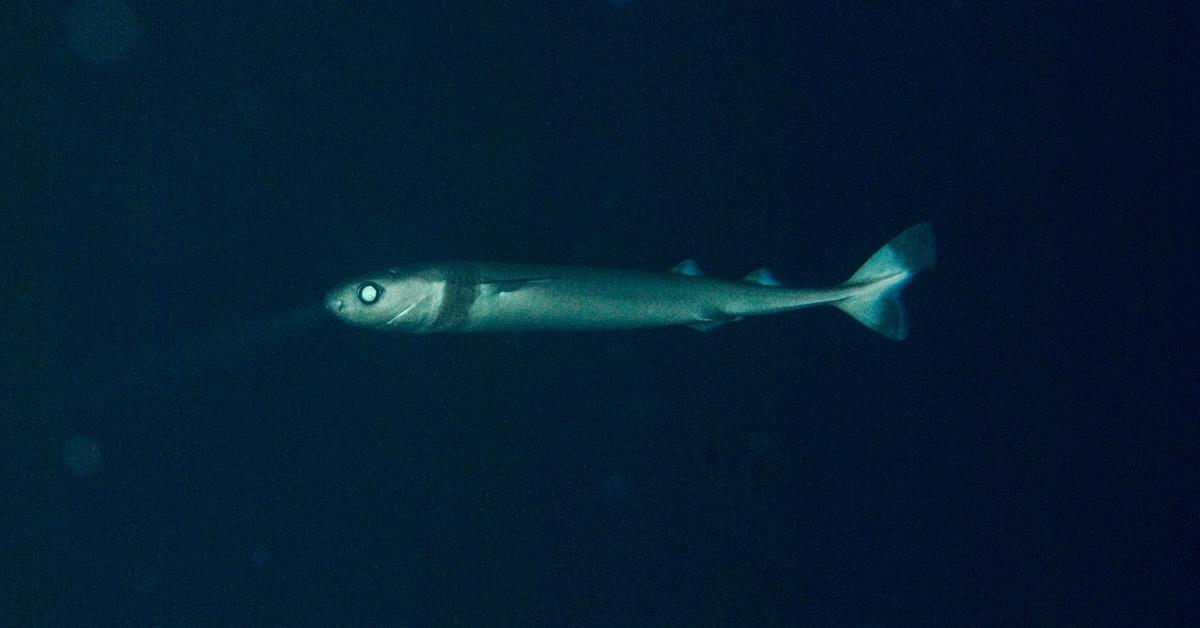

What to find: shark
left=324, top=223, right=935, bottom=339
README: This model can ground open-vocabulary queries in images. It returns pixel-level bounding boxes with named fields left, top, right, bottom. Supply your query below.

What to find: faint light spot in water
left=62, top=434, right=102, bottom=476
left=748, top=431, right=774, bottom=457
left=65, top=0, right=141, bottom=64
left=251, top=542, right=271, bottom=568
left=601, top=472, right=629, bottom=503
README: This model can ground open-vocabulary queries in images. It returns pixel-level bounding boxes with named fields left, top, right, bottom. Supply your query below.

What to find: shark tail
left=833, top=223, right=936, bottom=340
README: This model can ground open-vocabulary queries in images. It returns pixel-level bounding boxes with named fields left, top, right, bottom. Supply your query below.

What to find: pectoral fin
left=687, top=316, right=741, bottom=332
left=480, top=278, right=554, bottom=293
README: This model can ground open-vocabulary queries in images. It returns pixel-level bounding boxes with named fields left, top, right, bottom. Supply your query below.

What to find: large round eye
left=357, top=282, right=383, bottom=305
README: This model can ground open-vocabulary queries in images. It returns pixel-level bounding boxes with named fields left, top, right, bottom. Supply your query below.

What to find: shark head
left=324, top=266, right=443, bottom=332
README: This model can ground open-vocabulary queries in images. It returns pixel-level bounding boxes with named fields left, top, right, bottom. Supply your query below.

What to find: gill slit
left=385, top=295, right=428, bottom=327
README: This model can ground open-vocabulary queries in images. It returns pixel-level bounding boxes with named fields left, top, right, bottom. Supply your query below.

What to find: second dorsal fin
left=742, top=268, right=783, bottom=286
left=670, top=259, right=704, bottom=277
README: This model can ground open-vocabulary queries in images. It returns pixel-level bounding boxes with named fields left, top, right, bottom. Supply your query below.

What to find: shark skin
left=324, top=223, right=935, bottom=340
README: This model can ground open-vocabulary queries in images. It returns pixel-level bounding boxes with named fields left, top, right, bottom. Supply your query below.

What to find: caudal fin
left=833, top=223, right=936, bottom=340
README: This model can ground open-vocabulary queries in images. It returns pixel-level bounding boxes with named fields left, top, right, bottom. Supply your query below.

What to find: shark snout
left=324, top=294, right=345, bottom=314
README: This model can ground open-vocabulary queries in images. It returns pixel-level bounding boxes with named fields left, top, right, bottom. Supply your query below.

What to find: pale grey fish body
left=325, top=223, right=935, bottom=339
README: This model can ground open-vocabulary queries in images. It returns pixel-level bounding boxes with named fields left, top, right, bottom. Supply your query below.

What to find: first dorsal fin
left=670, top=259, right=704, bottom=277
left=742, top=268, right=783, bottom=286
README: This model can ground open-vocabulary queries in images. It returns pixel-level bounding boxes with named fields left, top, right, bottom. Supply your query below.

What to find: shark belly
left=453, top=267, right=737, bottom=332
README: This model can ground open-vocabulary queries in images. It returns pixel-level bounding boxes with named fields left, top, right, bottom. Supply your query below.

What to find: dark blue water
left=6, top=2, right=1195, bottom=625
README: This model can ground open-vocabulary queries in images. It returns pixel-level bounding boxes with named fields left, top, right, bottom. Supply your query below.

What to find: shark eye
left=357, top=282, right=383, bottom=305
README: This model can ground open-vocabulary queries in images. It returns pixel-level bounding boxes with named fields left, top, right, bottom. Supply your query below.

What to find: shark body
left=324, top=223, right=935, bottom=340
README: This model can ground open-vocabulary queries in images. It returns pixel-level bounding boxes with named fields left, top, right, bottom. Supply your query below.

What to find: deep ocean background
left=4, top=2, right=1196, bottom=626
